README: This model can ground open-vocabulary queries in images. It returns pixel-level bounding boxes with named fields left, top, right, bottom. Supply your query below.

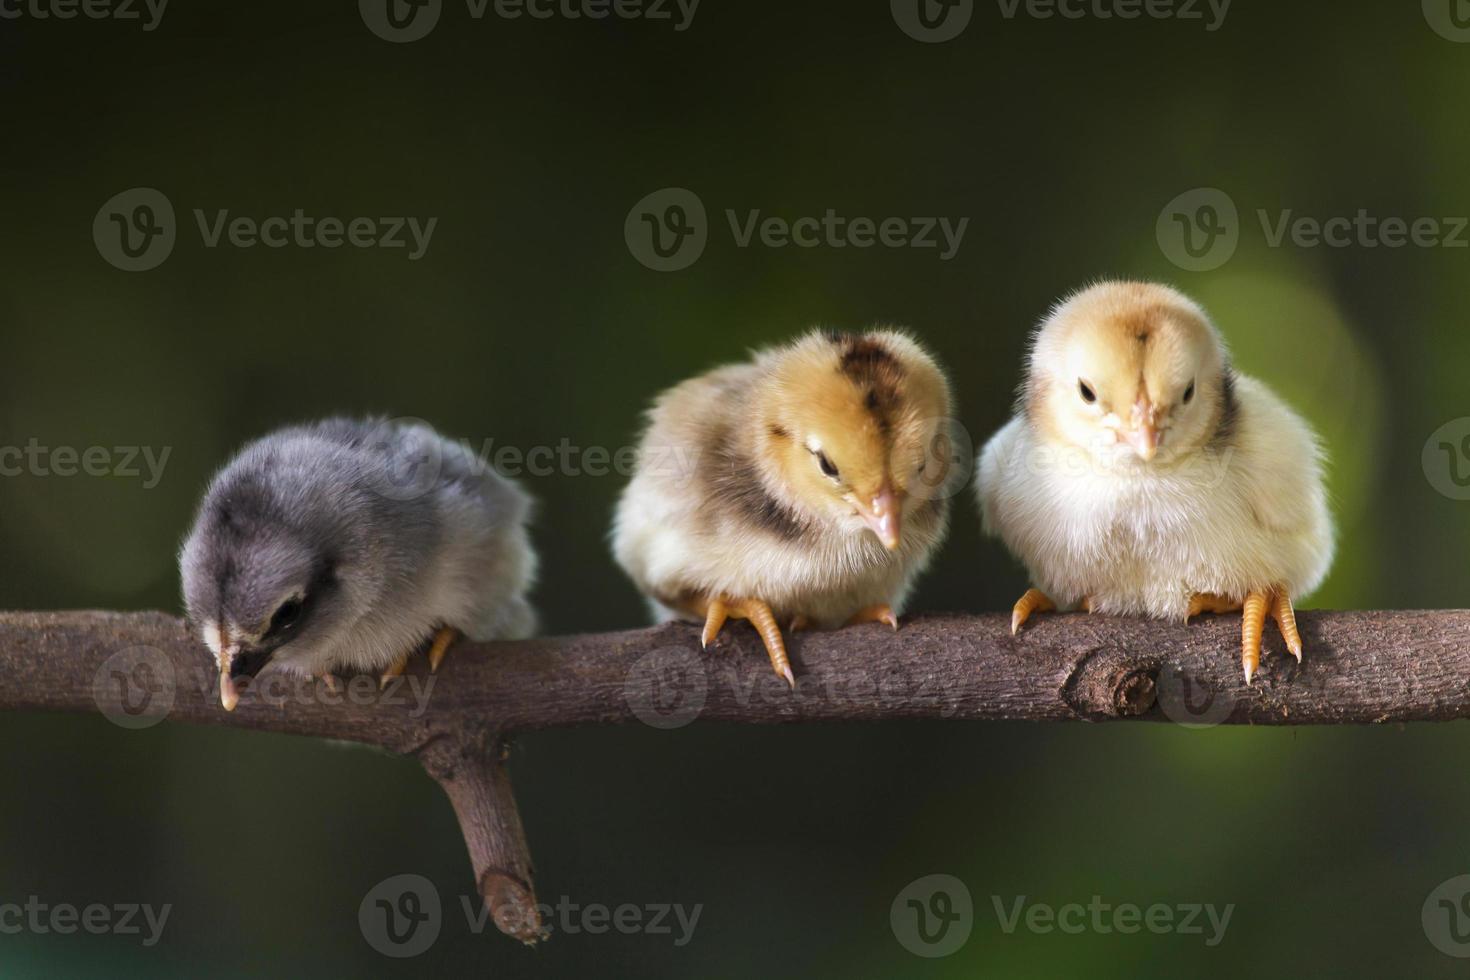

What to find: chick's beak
left=218, top=646, right=241, bottom=712
left=1125, top=397, right=1160, bottom=461
left=856, top=486, right=902, bottom=550
left=1123, top=424, right=1159, bottom=461
left=218, top=645, right=273, bottom=712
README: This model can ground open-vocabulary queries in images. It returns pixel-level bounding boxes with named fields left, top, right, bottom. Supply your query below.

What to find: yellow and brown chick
left=613, top=329, right=954, bottom=685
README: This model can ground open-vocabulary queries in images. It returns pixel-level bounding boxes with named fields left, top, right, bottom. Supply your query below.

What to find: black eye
left=1183, top=380, right=1196, bottom=404
left=816, top=452, right=839, bottom=479
left=1078, top=380, right=1097, bottom=404
left=269, top=597, right=303, bottom=635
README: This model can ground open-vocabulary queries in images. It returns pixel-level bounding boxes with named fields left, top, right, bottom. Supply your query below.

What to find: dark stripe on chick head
left=833, top=333, right=905, bottom=432
left=1209, top=366, right=1239, bottom=450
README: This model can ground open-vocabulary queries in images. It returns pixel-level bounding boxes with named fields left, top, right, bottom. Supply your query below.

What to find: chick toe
left=701, top=596, right=793, bottom=687
left=847, top=604, right=899, bottom=630
left=427, top=626, right=459, bottom=673
left=700, top=598, right=730, bottom=650
left=1011, top=588, right=1056, bottom=635
left=1186, top=592, right=1241, bottom=622
left=379, top=651, right=410, bottom=690
left=1270, top=589, right=1303, bottom=662
left=1241, top=590, right=1271, bottom=684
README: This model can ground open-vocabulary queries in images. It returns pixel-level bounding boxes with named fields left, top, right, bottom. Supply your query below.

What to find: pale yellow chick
left=977, top=281, right=1335, bottom=683
left=613, top=329, right=954, bottom=685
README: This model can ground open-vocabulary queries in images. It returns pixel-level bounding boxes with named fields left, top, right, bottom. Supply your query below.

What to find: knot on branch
left=1061, top=647, right=1159, bottom=720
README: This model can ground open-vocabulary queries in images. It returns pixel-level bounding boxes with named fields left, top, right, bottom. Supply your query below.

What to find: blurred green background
left=2, top=0, right=1469, bottom=975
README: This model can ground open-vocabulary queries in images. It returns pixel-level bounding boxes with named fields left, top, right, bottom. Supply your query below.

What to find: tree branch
left=1, top=609, right=1466, bottom=940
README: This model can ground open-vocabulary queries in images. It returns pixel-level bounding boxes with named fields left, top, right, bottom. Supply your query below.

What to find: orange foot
left=1010, top=588, right=1056, bottom=635
left=846, top=604, right=899, bottom=630
left=701, top=596, right=794, bottom=688
left=380, top=625, right=459, bottom=689
left=1188, top=589, right=1302, bottom=684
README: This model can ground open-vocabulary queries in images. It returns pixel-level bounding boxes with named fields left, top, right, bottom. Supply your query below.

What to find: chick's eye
left=816, top=452, right=839, bottom=479
left=1078, top=380, right=1097, bottom=404
left=269, top=598, right=303, bottom=635
left=1183, top=380, right=1196, bottom=404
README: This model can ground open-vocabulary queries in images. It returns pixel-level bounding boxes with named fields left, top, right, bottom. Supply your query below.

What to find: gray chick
left=180, top=417, right=537, bottom=711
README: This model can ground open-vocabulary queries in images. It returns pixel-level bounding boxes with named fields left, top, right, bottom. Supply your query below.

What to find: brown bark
left=1, top=609, right=1465, bottom=940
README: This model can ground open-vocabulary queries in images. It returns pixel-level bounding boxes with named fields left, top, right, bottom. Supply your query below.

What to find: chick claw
left=426, top=626, right=459, bottom=673
left=1270, top=590, right=1303, bottom=663
left=1010, top=588, right=1056, bottom=635
left=701, top=597, right=795, bottom=688
left=379, top=652, right=409, bottom=690
left=1241, top=591, right=1271, bottom=685
left=847, top=604, right=899, bottom=630
left=379, top=626, right=460, bottom=689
